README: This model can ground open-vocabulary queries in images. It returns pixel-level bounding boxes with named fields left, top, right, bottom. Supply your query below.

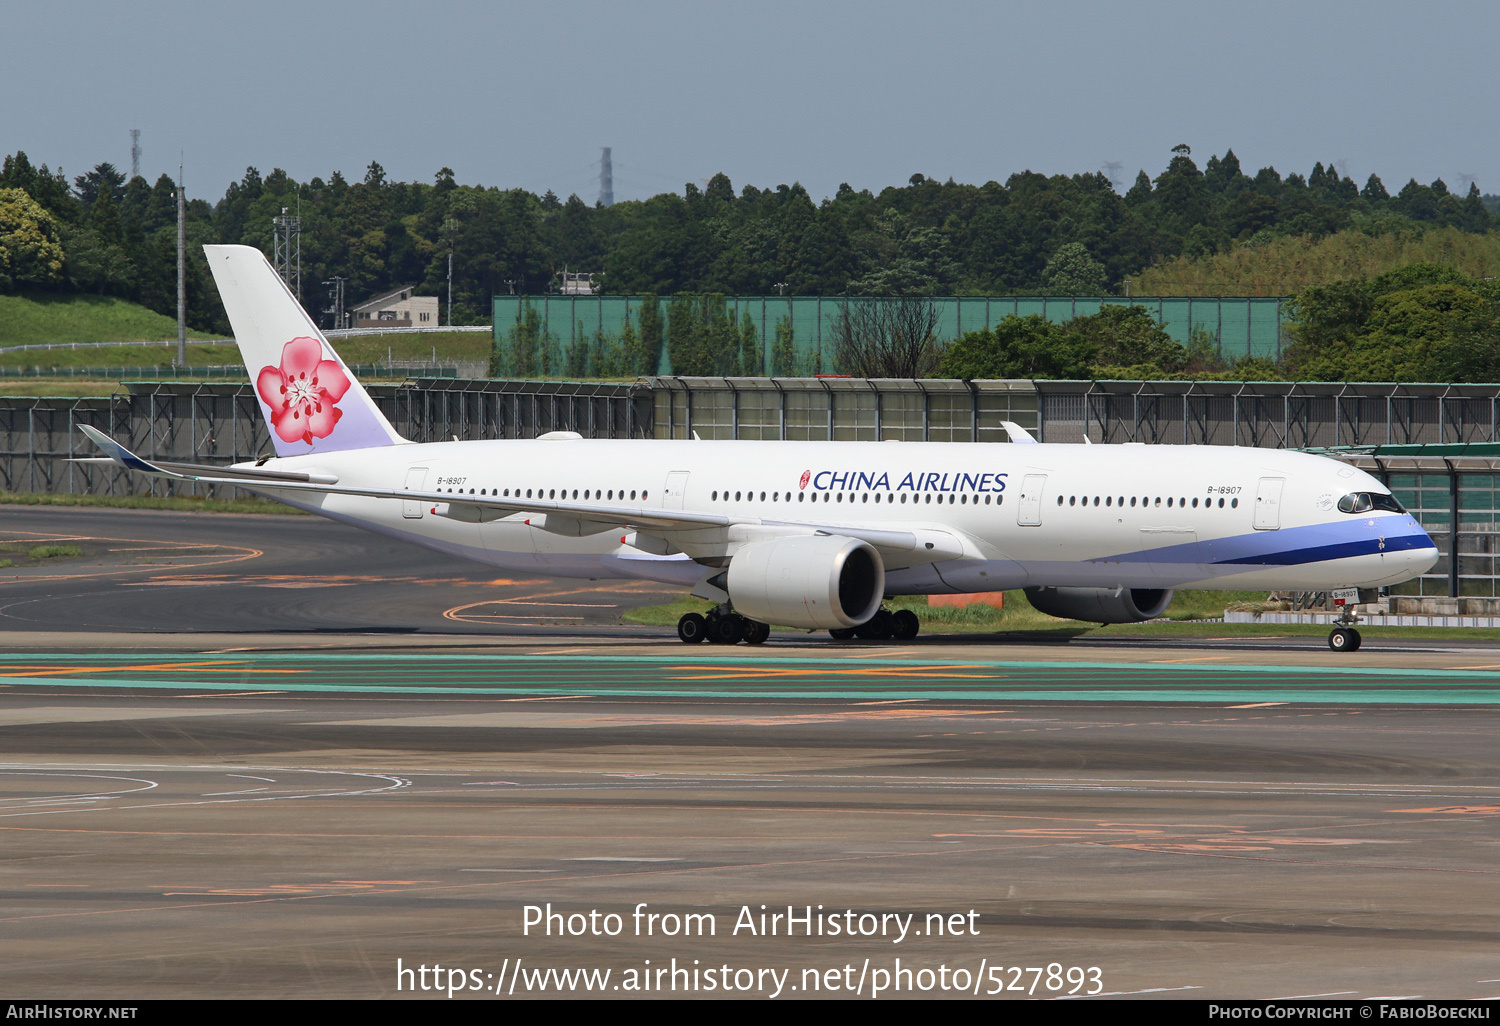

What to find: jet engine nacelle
left=1023, top=586, right=1173, bottom=624
left=727, top=535, right=885, bottom=630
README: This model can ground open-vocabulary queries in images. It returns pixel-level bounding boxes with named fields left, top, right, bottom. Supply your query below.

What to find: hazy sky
left=7, top=0, right=1499, bottom=204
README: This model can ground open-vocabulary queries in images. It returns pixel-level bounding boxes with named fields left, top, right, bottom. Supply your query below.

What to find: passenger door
left=1017, top=474, right=1046, bottom=527
left=1254, top=477, right=1284, bottom=531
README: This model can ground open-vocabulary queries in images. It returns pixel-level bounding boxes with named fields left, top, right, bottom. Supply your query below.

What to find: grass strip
left=0, top=491, right=305, bottom=515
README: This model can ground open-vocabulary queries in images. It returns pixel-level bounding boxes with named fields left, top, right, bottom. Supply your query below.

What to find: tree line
left=811, top=262, right=1500, bottom=384
left=3, top=144, right=1496, bottom=341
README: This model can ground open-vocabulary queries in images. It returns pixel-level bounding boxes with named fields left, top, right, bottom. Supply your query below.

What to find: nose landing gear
left=1328, top=625, right=1361, bottom=651
left=1328, top=609, right=1362, bottom=652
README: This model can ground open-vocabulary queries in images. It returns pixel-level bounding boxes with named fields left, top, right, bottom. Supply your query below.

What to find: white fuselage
left=246, top=437, right=1439, bottom=596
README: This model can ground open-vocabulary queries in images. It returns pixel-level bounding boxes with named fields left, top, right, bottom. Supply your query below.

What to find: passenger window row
left=710, top=490, right=1003, bottom=506
left=436, top=486, right=646, bottom=501
left=1057, top=494, right=1239, bottom=509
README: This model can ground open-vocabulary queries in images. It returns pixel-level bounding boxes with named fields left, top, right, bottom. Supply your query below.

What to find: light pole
left=176, top=160, right=186, bottom=368
left=322, top=276, right=346, bottom=331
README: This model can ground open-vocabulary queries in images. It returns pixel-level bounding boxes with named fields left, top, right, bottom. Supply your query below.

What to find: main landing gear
left=675, top=606, right=921, bottom=644
left=1328, top=609, right=1362, bottom=652
left=677, top=607, right=770, bottom=646
left=829, top=608, right=920, bottom=643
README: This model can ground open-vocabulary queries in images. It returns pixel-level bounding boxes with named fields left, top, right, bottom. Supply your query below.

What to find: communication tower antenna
left=1102, top=161, right=1123, bottom=191
left=1457, top=172, right=1477, bottom=194
left=272, top=206, right=302, bottom=299
left=130, top=129, right=141, bottom=180
left=599, top=147, right=614, bottom=207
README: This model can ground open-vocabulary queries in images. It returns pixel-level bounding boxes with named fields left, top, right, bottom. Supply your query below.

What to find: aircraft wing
left=77, top=426, right=964, bottom=561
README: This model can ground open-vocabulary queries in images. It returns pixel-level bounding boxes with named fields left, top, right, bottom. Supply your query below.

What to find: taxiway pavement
left=1, top=506, right=1498, bottom=999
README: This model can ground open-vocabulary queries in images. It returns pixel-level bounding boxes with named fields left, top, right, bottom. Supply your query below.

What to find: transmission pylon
left=272, top=207, right=302, bottom=299
left=599, top=147, right=614, bottom=207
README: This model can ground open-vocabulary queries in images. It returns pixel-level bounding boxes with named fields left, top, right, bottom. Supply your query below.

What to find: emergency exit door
left=403, top=467, right=427, bottom=519
left=663, top=471, right=690, bottom=510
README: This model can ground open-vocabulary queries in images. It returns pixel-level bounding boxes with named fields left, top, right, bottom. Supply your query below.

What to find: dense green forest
left=2, top=144, right=1496, bottom=343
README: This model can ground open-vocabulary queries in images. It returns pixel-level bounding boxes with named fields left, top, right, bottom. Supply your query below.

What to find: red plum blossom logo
left=256, top=337, right=352, bottom=444
left=800, top=470, right=811, bottom=490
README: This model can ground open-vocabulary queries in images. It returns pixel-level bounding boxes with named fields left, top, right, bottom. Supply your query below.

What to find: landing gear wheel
left=828, top=627, right=857, bottom=640
left=856, top=609, right=895, bottom=640
left=709, top=614, right=744, bottom=645
left=677, top=612, right=707, bottom=644
left=743, top=620, right=770, bottom=645
left=891, top=609, right=920, bottom=641
left=1329, top=626, right=1362, bottom=652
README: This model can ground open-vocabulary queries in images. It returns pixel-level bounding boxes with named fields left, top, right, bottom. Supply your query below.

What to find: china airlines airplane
left=82, top=245, right=1438, bottom=652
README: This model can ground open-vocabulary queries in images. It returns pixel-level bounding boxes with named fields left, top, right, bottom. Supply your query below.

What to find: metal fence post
left=1449, top=460, right=1460, bottom=599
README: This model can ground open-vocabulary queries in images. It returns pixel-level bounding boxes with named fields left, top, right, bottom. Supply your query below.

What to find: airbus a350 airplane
left=82, top=245, right=1438, bottom=651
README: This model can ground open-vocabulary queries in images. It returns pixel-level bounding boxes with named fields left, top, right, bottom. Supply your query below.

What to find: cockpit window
left=1338, top=491, right=1405, bottom=515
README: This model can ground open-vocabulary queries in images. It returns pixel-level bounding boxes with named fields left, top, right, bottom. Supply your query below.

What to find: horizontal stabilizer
left=78, top=425, right=338, bottom=484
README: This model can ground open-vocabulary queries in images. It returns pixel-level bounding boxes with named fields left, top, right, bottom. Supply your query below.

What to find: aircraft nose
left=1408, top=521, right=1441, bottom=575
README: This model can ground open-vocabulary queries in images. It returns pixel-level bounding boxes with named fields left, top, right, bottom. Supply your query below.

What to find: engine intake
left=1023, top=586, right=1173, bottom=624
left=727, top=535, right=885, bottom=629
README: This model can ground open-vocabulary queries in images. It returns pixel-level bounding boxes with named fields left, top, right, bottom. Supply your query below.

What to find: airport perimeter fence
left=4, top=375, right=1500, bottom=602
left=492, top=294, right=1290, bottom=377
left=0, top=364, right=467, bottom=380
left=0, top=378, right=653, bottom=503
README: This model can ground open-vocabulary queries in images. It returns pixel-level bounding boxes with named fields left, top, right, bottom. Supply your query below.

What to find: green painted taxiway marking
left=0, top=651, right=1498, bottom=705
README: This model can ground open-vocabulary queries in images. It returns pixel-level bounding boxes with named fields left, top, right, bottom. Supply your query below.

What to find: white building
left=351, top=286, right=440, bottom=329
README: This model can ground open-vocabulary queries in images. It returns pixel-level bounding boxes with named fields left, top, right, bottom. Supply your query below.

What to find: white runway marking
left=563, top=857, right=682, bottom=863
left=0, top=767, right=408, bottom=819
left=1059, top=985, right=1202, bottom=998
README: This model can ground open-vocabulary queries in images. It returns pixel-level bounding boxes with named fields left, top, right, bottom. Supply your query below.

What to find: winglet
left=78, top=424, right=171, bottom=475
left=1001, top=420, right=1038, bottom=444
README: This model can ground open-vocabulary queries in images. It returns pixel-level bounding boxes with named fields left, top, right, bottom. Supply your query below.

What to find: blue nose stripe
left=1210, top=532, right=1434, bottom=567
left=1100, top=518, right=1435, bottom=568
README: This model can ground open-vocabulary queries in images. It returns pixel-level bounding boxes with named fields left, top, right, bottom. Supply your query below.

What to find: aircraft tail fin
left=205, top=244, right=406, bottom=456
